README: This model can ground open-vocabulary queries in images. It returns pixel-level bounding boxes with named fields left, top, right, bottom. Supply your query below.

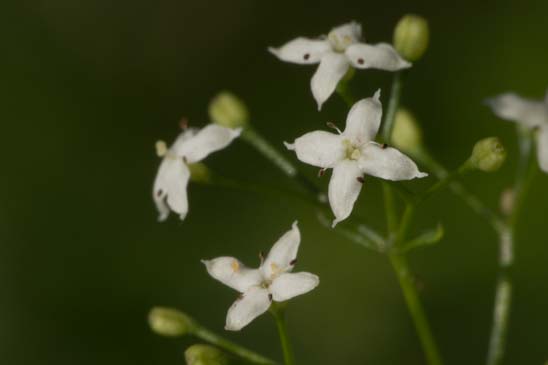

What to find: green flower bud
left=469, top=137, right=507, bottom=172
left=392, top=108, right=423, bottom=156
left=148, top=307, right=195, bottom=337
left=393, top=14, right=429, bottom=62
left=188, top=162, right=212, bottom=183
left=209, top=92, right=249, bottom=129
left=185, top=345, right=229, bottom=365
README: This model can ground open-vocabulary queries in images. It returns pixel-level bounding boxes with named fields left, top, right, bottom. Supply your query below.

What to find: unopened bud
left=469, top=137, right=507, bottom=172
left=188, top=163, right=212, bottom=183
left=156, top=140, right=168, bottom=157
left=209, top=92, right=249, bottom=129
left=185, top=345, right=229, bottom=365
left=393, top=14, right=429, bottom=62
left=392, top=108, right=423, bottom=156
left=148, top=307, right=195, bottom=337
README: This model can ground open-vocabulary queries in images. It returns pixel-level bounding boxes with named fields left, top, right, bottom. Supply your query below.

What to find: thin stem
left=270, top=304, right=296, bottom=365
left=389, top=254, right=443, bottom=365
left=382, top=71, right=403, bottom=143
left=193, top=325, right=278, bottom=365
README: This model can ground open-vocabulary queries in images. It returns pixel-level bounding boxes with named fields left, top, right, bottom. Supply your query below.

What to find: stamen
left=318, top=168, right=326, bottom=177
left=179, top=117, right=189, bottom=130
left=303, top=53, right=310, bottom=60
left=356, top=176, right=365, bottom=183
left=381, top=143, right=388, bottom=149
left=231, top=260, right=240, bottom=273
left=289, top=258, right=297, bottom=266
left=357, top=58, right=364, bottom=65
left=326, top=122, right=342, bottom=134
left=156, top=189, right=164, bottom=197
left=155, top=140, right=168, bottom=157
left=268, top=293, right=273, bottom=302
left=259, top=251, right=265, bottom=264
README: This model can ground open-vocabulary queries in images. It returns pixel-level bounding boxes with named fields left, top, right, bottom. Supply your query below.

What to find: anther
left=303, top=53, right=310, bottom=60
left=381, top=143, right=388, bottom=149
left=182, top=156, right=188, bottom=163
left=179, top=117, right=189, bottom=130
left=357, top=58, right=364, bottom=65
left=318, top=168, right=326, bottom=177
left=326, top=122, right=342, bottom=134
left=356, top=176, right=365, bottom=183
left=289, top=258, right=297, bottom=266
left=268, top=293, right=273, bottom=302
left=259, top=251, right=265, bottom=264
left=156, top=189, right=164, bottom=197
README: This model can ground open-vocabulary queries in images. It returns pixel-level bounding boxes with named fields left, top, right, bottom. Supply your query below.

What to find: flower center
left=327, top=31, right=354, bottom=52
left=343, top=139, right=362, bottom=160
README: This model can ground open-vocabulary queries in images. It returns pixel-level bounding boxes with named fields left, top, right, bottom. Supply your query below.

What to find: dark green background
left=2, top=0, right=547, bottom=364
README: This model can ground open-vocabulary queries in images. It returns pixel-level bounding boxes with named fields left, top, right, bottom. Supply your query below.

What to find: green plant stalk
left=486, top=127, right=536, bottom=365
left=270, top=304, right=296, bottom=365
left=382, top=71, right=403, bottom=143
left=193, top=325, right=278, bottom=365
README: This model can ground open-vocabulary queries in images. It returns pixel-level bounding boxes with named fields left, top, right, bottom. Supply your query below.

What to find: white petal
left=169, top=128, right=199, bottom=152
left=262, top=222, right=300, bottom=280
left=202, top=257, right=263, bottom=293
left=328, top=160, right=363, bottom=227
left=225, top=286, right=271, bottom=331
left=328, top=21, right=362, bottom=50
left=346, top=43, right=411, bottom=70
left=174, top=125, right=241, bottom=163
left=343, top=92, right=382, bottom=144
left=311, top=52, right=350, bottom=110
left=285, top=131, right=344, bottom=168
left=537, top=126, right=548, bottom=173
left=270, top=272, right=319, bottom=302
left=486, top=93, right=548, bottom=128
left=153, top=158, right=190, bottom=221
left=358, top=143, right=427, bottom=181
left=268, top=37, right=331, bottom=64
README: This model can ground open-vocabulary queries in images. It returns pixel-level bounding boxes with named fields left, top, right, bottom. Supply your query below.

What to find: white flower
left=269, top=21, right=411, bottom=110
left=285, top=91, right=427, bottom=227
left=202, top=222, right=319, bottom=331
left=486, top=92, right=548, bottom=173
left=153, top=124, right=241, bottom=221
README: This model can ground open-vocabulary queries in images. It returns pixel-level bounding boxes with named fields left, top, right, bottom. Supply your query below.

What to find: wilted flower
left=486, top=92, right=548, bottom=172
left=285, top=91, right=427, bottom=226
left=269, top=21, right=411, bottom=110
left=153, top=125, right=241, bottom=221
left=203, top=222, right=319, bottom=331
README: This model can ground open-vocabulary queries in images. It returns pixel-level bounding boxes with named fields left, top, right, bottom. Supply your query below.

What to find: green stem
left=382, top=71, right=403, bottom=143
left=193, top=325, right=278, bottom=365
left=270, top=304, right=296, bottom=365
left=389, top=254, right=443, bottom=365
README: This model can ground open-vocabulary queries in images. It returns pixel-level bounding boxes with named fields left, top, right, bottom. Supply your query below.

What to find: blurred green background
left=2, top=0, right=548, bottom=364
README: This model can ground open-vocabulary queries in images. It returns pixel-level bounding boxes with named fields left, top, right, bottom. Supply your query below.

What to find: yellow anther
left=155, top=140, right=168, bottom=157
left=350, top=149, right=361, bottom=160
left=231, top=260, right=240, bottom=273
left=270, top=263, right=280, bottom=274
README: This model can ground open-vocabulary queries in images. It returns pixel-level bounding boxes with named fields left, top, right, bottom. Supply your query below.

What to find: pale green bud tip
left=393, top=14, right=430, bottom=61
left=392, top=108, right=423, bottom=154
left=185, top=345, right=229, bottom=365
left=209, top=91, right=249, bottom=129
left=148, top=307, right=194, bottom=337
left=469, top=137, right=507, bottom=172
left=188, top=162, right=211, bottom=183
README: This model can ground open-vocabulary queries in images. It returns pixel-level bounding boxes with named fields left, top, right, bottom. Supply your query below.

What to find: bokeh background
left=2, top=0, right=548, bottom=364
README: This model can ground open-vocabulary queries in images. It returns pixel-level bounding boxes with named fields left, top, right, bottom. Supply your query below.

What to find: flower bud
left=188, top=162, right=212, bottom=183
left=148, top=307, right=195, bottom=337
left=391, top=108, right=423, bottom=156
left=185, top=345, right=229, bottom=365
left=209, top=92, right=249, bottom=129
left=393, top=14, right=429, bottom=62
left=468, top=137, right=507, bottom=172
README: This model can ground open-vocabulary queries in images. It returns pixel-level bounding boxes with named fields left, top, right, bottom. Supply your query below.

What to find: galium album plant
left=147, top=14, right=542, bottom=365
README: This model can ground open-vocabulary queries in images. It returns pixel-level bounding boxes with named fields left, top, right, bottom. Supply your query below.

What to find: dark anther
left=268, top=293, right=273, bottom=301
left=357, top=58, right=364, bottom=65
left=303, top=53, right=310, bottom=60
left=381, top=143, right=388, bottom=149
left=237, top=293, right=244, bottom=300
left=156, top=189, right=164, bottom=197
left=259, top=251, right=265, bottom=263
left=356, top=176, right=365, bottom=183
left=326, top=122, right=338, bottom=130
left=290, top=258, right=297, bottom=266
left=318, top=168, right=326, bottom=177
left=182, top=156, right=188, bottom=163
left=179, top=117, right=189, bottom=130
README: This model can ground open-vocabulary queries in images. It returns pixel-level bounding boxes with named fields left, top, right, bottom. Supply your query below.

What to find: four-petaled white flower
left=202, top=222, right=319, bottom=331
left=153, top=124, right=241, bottom=221
left=269, top=21, right=411, bottom=110
left=285, top=91, right=427, bottom=227
left=486, top=91, right=548, bottom=173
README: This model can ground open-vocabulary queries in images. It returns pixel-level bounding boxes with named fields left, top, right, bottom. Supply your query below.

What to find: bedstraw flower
left=203, top=222, right=319, bottom=331
left=153, top=124, right=241, bottom=221
left=285, top=91, right=427, bottom=227
left=269, top=21, right=411, bottom=110
left=486, top=91, right=548, bottom=173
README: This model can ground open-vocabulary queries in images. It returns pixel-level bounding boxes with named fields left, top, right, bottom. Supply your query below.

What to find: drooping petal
left=311, top=52, right=350, bottom=110
left=262, top=222, right=300, bottom=280
left=328, top=160, right=363, bottom=227
left=269, top=272, right=319, bottom=302
left=485, top=93, right=548, bottom=128
left=174, top=125, right=241, bottom=163
left=153, top=158, right=190, bottom=221
left=346, top=43, right=411, bottom=70
left=268, top=37, right=331, bottom=64
left=343, top=91, right=382, bottom=144
left=537, top=126, right=548, bottom=173
left=327, top=21, right=362, bottom=51
left=202, top=257, right=263, bottom=293
left=284, top=131, right=344, bottom=168
left=225, top=286, right=271, bottom=331
left=358, top=143, right=427, bottom=181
